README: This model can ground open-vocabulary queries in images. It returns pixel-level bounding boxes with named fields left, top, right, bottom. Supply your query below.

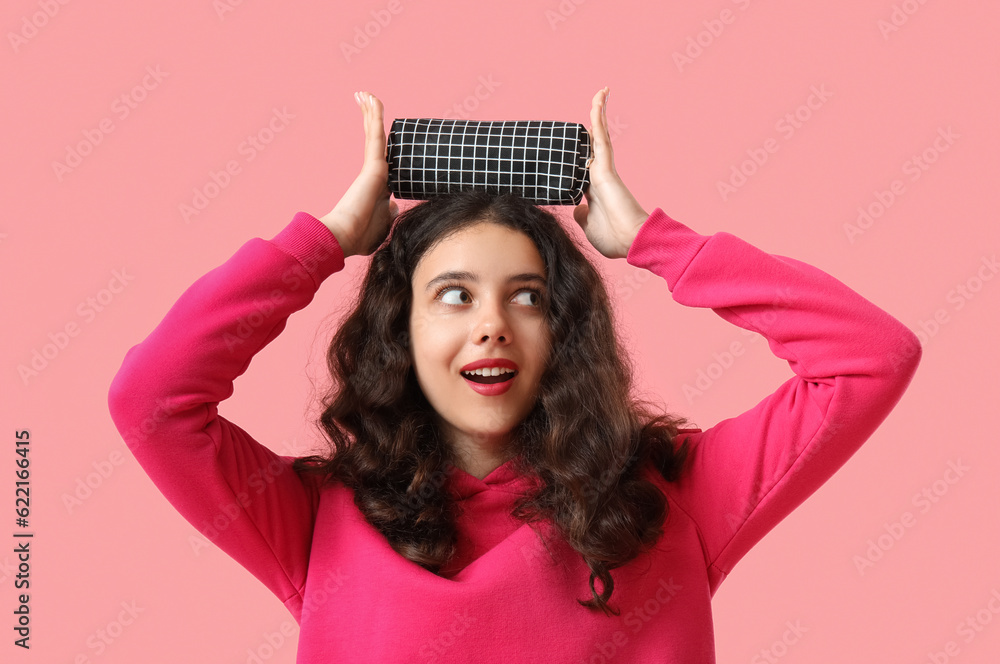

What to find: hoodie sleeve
left=107, top=211, right=346, bottom=621
left=626, top=208, right=921, bottom=595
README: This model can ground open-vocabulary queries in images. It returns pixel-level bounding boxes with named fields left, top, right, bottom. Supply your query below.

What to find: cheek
left=412, top=339, right=441, bottom=372
left=530, top=321, right=554, bottom=364
left=408, top=309, right=430, bottom=361
left=409, top=318, right=460, bottom=372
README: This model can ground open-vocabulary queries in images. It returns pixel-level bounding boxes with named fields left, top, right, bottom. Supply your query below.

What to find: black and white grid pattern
left=386, top=119, right=592, bottom=205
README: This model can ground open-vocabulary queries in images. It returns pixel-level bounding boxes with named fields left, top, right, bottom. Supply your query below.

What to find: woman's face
left=409, top=221, right=552, bottom=464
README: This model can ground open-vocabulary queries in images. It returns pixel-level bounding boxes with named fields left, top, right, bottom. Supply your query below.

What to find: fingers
left=588, top=87, right=612, bottom=167
left=355, top=91, right=370, bottom=158
left=588, top=89, right=602, bottom=143
left=589, top=88, right=608, bottom=142
left=355, top=91, right=387, bottom=166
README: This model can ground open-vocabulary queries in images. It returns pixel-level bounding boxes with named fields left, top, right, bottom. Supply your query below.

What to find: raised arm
left=626, top=209, right=921, bottom=593
left=107, top=91, right=399, bottom=619
left=107, top=212, right=345, bottom=618
left=575, top=87, right=921, bottom=593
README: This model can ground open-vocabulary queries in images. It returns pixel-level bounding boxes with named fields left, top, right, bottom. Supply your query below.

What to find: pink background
left=3, top=0, right=999, bottom=661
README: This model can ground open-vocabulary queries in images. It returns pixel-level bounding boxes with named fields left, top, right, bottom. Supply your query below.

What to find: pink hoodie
left=108, top=207, right=920, bottom=662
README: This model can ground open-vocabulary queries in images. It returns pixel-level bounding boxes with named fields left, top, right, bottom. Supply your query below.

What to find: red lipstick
left=460, top=358, right=519, bottom=396
left=459, top=358, right=519, bottom=372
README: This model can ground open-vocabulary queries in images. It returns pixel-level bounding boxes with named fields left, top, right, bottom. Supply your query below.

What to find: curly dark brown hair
left=292, top=188, right=692, bottom=616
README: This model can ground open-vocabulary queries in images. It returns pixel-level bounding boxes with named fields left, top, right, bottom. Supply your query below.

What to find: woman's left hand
left=572, top=87, right=650, bottom=260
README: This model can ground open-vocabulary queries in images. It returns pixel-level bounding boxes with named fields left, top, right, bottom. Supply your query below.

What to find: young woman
left=108, top=89, right=921, bottom=662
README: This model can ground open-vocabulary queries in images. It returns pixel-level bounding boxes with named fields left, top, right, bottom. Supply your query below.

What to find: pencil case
left=386, top=118, right=592, bottom=205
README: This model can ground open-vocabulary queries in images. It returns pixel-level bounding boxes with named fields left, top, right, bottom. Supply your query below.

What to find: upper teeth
left=462, top=367, right=515, bottom=376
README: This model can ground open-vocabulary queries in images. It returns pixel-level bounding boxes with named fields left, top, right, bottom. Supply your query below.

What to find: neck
left=448, top=431, right=519, bottom=480
left=463, top=457, right=507, bottom=480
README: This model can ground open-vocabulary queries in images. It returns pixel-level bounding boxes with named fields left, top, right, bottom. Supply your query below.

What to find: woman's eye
left=513, top=290, right=541, bottom=306
left=437, top=287, right=542, bottom=306
left=439, top=288, right=470, bottom=305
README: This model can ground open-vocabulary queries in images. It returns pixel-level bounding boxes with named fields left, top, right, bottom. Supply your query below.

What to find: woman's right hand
left=572, top=88, right=649, bottom=260
left=320, top=91, right=399, bottom=258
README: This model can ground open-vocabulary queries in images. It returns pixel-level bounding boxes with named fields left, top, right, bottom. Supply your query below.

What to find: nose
left=472, top=297, right=512, bottom=344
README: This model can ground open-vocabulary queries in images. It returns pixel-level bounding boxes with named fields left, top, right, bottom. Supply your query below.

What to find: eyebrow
left=424, top=270, right=547, bottom=293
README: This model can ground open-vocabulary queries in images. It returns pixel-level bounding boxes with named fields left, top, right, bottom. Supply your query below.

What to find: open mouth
left=462, top=371, right=517, bottom=384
